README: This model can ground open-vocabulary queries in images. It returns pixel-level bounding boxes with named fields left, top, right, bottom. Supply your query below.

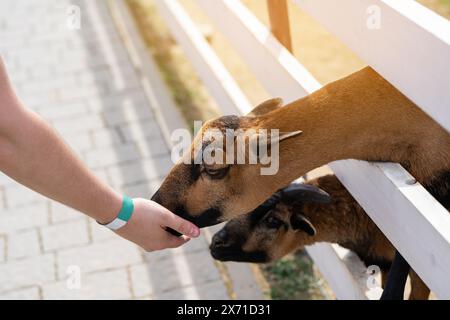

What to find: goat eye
left=265, top=215, right=282, bottom=229
left=203, top=166, right=230, bottom=179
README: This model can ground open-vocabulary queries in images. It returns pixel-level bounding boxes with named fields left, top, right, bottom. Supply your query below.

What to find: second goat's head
left=209, top=182, right=331, bottom=262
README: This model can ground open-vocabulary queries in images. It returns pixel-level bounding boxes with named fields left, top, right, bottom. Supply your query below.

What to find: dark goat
left=210, top=175, right=430, bottom=300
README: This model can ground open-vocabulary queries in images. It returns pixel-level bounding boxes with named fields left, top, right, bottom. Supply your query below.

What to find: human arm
left=0, top=58, right=199, bottom=251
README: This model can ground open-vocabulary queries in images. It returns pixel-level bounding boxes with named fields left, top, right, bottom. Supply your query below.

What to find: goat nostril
left=213, top=237, right=226, bottom=248
left=212, top=230, right=229, bottom=248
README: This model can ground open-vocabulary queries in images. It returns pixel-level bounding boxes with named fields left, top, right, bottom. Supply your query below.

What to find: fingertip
left=181, top=235, right=191, bottom=242
left=166, top=234, right=188, bottom=248
left=166, top=214, right=200, bottom=238
left=188, top=225, right=200, bottom=238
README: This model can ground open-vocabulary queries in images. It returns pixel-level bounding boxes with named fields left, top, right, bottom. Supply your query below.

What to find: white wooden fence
left=153, top=0, right=450, bottom=299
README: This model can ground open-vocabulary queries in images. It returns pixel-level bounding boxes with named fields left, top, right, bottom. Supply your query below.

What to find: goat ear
left=282, top=183, right=332, bottom=204
left=247, top=98, right=284, bottom=117
left=253, top=130, right=302, bottom=146
left=249, top=130, right=302, bottom=163
left=290, top=214, right=316, bottom=236
left=277, top=131, right=303, bottom=143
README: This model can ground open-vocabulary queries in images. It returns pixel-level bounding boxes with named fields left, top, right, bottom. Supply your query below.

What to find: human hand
left=114, top=198, right=200, bottom=251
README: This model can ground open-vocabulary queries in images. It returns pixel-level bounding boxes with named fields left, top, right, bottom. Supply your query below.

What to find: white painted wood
left=331, top=244, right=384, bottom=300
left=293, top=0, right=450, bottom=134
left=331, top=160, right=450, bottom=298
left=306, top=244, right=368, bottom=300
left=153, top=0, right=252, bottom=116
left=196, top=0, right=322, bottom=103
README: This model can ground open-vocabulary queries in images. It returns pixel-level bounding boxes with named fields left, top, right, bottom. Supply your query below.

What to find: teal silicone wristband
left=117, top=196, right=134, bottom=222
left=99, top=196, right=134, bottom=230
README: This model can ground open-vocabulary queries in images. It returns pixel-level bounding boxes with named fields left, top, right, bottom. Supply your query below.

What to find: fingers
left=163, top=211, right=200, bottom=238
left=149, top=199, right=200, bottom=238
left=164, top=234, right=191, bottom=249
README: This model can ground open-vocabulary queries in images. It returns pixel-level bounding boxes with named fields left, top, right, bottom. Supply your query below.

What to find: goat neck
left=255, top=67, right=450, bottom=185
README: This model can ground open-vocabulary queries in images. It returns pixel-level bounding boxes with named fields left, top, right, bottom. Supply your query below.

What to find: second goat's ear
left=290, top=214, right=316, bottom=236
left=291, top=213, right=317, bottom=236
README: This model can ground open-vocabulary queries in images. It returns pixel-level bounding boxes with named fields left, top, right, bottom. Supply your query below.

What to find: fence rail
left=154, top=0, right=450, bottom=299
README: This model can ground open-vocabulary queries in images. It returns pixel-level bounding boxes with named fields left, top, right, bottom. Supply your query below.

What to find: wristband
left=98, top=196, right=134, bottom=230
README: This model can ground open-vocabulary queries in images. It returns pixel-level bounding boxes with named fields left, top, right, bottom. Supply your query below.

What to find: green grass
left=418, top=0, right=450, bottom=17
left=261, top=250, right=329, bottom=300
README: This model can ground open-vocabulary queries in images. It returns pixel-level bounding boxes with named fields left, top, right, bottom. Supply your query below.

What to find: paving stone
left=0, top=254, right=55, bottom=292
left=155, top=280, right=229, bottom=300
left=0, top=172, right=15, bottom=187
left=52, top=113, right=105, bottom=136
left=102, top=103, right=154, bottom=127
left=0, top=187, right=4, bottom=209
left=145, top=250, right=222, bottom=293
left=107, top=157, right=172, bottom=187
left=7, top=229, right=41, bottom=260
left=41, top=219, right=89, bottom=252
left=0, top=203, right=48, bottom=234
left=49, top=201, right=84, bottom=223
left=21, top=76, right=77, bottom=97
left=88, top=219, right=117, bottom=242
left=42, top=268, right=132, bottom=300
left=4, top=184, right=46, bottom=208
left=136, top=137, right=171, bottom=159
left=0, top=0, right=234, bottom=300
left=36, top=101, right=89, bottom=121
left=118, top=120, right=163, bottom=142
left=145, top=234, right=210, bottom=263
left=56, top=238, right=142, bottom=277
left=84, top=143, right=141, bottom=168
left=0, top=286, right=41, bottom=300
left=91, top=127, right=123, bottom=148
left=137, top=236, right=210, bottom=297
left=20, top=93, right=57, bottom=109
left=120, top=180, right=162, bottom=199
left=62, top=132, right=93, bottom=152
left=129, top=263, right=154, bottom=298
left=87, top=90, right=148, bottom=113
left=0, top=236, right=5, bottom=262
left=92, top=168, right=111, bottom=186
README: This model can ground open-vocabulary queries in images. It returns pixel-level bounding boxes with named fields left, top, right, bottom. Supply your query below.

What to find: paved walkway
left=0, top=0, right=231, bottom=299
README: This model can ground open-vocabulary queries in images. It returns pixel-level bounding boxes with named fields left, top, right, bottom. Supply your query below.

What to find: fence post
left=267, top=0, right=292, bottom=52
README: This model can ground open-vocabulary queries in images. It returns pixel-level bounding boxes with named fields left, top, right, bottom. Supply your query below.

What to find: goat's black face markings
left=203, top=165, right=231, bottom=180
left=189, top=163, right=201, bottom=182
left=263, top=214, right=286, bottom=230
left=195, top=207, right=222, bottom=227
left=218, top=115, right=240, bottom=130
left=175, top=205, right=222, bottom=228
left=248, top=191, right=284, bottom=228
left=210, top=247, right=268, bottom=263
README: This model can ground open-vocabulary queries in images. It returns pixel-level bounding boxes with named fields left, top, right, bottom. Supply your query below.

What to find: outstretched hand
left=0, top=57, right=200, bottom=253
left=114, top=198, right=200, bottom=252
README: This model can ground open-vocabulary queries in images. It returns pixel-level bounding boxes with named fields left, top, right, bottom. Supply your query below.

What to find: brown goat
left=152, top=66, right=450, bottom=227
left=210, top=175, right=430, bottom=300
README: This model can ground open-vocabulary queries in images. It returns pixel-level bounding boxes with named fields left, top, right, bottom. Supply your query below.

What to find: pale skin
left=0, top=58, right=200, bottom=251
